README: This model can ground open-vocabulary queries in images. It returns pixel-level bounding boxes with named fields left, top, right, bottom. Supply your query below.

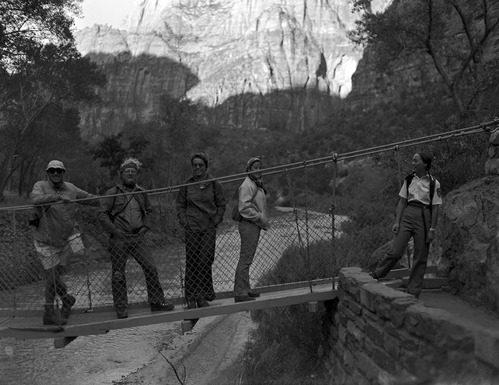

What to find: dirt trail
left=116, top=312, right=255, bottom=385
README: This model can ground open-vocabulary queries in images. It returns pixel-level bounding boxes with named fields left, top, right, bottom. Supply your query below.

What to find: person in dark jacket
left=98, top=158, right=175, bottom=319
left=371, top=152, right=442, bottom=298
left=176, top=152, right=226, bottom=309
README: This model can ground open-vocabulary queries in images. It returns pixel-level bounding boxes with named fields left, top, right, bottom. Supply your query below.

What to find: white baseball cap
left=46, top=160, right=66, bottom=171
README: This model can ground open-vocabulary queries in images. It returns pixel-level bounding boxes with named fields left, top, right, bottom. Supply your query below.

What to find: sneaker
left=116, top=307, right=128, bottom=319
left=234, top=295, right=256, bottom=303
left=150, top=300, right=175, bottom=312
left=61, top=295, right=76, bottom=318
left=248, top=291, right=260, bottom=298
left=43, top=309, right=67, bottom=326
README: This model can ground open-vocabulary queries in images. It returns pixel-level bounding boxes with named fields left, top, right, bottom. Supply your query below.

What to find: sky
left=73, top=0, right=137, bottom=30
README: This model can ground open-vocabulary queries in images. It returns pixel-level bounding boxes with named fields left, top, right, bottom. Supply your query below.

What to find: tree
left=0, top=43, right=105, bottom=198
left=0, top=0, right=106, bottom=199
left=0, top=0, right=81, bottom=72
left=91, top=132, right=152, bottom=182
left=350, top=0, right=499, bottom=116
left=159, top=94, right=200, bottom=184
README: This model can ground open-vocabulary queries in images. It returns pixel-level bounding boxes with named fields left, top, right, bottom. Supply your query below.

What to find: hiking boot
left=205, top=293, right=216, bottom=301
left=116, top=306, right=128, bottom=319
left=43, top=308, right=67, bottom=326
left=248, top=291, right=260, bottom=298
left=150, top=300, right=175, bottom=312
left=196, top=296, right=209, bottom=308
left=61, top=295, right=76, bottom=318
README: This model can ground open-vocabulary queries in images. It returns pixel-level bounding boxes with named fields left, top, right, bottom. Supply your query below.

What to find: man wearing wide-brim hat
left=30, top=160, right=99, bottom=326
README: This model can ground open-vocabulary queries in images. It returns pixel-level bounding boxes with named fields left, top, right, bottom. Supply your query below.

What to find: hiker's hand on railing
left=113, top=229, right=126, bottom=239
left=138, top=227, right=149, bottom=236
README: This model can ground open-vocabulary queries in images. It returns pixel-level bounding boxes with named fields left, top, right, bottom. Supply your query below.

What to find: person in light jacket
left=233, top=156, right=270, bottom=303
left=31, top=160, right=99, bottom=325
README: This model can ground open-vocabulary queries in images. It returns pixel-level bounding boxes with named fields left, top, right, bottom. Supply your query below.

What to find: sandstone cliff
left=75, top=0, right=391, bottom=139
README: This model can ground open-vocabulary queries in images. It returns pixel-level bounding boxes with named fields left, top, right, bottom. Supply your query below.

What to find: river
left=0, top=209, right=340, bottom=384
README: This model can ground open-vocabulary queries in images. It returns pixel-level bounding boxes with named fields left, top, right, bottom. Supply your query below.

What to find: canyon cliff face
left=75, top=0, right=391, bottom=140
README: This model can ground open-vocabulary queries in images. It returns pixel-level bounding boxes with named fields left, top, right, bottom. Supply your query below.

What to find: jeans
left=234, top=219, right=261, bottom=296
left=44, top=264, right=68, bottom=307
left=374, top=205, right=431, bottom=295
left=184, top=228, right=216, bottom=300
left=109, top=236, right=164, bottom=308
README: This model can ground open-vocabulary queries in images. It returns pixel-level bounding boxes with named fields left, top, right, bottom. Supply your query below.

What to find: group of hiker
left=30, top=151, right=441, bottom=325
left=31, top=154, right=269, bottom=324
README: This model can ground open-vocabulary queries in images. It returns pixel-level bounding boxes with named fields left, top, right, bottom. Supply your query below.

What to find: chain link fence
left=0, top=170, right=346, bottom=317
left=0, top=124, right=491, bottom=317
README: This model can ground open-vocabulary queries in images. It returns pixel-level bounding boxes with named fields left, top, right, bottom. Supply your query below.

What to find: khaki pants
left=234, top=219, right=261, bottom=296
left=374, top=205, right=430, bottom=296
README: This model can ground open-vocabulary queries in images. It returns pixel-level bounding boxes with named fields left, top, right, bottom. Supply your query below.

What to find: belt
left=407, top=201, right=429, bottom=209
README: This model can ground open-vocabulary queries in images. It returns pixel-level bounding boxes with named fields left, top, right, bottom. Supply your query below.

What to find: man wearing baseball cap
left=31, top=160, right=99, bottom=326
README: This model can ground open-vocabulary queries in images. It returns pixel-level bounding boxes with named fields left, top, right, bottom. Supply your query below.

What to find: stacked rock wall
left=322, top=268, right=499, bottom=384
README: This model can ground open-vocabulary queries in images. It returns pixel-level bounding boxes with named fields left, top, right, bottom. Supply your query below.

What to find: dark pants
left=44, top=265, right=68, bottom=307
left=185, top=228, right=216, bottom=300
left=109, top=236, right=164, bottom=308
left=374, top=205, right=431, bottom=296
left=234, top=219, right=261, bottom=296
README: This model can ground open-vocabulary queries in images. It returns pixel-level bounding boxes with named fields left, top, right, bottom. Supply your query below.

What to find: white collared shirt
left=399, top=175, right=443, bottom=206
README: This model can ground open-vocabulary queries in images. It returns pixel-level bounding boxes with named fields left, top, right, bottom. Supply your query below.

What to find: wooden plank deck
left=0, top=283, right=337, bottom=341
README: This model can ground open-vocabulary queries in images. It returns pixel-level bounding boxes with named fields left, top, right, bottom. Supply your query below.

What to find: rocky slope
left=75, top=0, right=392, bottom=140
left=438, top=130, right=499, bottom=312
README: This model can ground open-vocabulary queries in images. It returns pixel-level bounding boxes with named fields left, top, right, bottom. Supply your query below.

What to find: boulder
left=438, top=176, right=499, bottom=312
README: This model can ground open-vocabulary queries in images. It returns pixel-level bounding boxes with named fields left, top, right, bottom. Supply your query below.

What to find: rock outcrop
left=75, top=0, right=392, bottom=139
left=439, top=128, right=499, bottom=312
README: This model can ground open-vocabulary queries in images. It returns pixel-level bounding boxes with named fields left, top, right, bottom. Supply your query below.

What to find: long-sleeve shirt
left=31, top=180, right=99, bottom=246
left=238, top=176, right=269, bottom=230
left=98, top=184, right=152, bottom=235
left=176, top=177, right=226, bottom=231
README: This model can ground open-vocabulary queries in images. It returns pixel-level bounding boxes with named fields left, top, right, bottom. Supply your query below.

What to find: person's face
left=120, top=167, right=138, bottom=185
left=411, top=154, right=427, bottom=174
left=250, top=161, right=262, bottom=178
left=47, top=168, right=65, bottom=185
left=192, top=158, right=206, bottom=177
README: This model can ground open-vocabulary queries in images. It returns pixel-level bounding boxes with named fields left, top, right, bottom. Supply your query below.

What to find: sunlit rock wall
left=75, top=0, right=392, bottom=139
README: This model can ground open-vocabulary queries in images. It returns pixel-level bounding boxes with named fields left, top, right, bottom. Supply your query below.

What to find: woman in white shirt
left=371, top=152, right=443, bottom=298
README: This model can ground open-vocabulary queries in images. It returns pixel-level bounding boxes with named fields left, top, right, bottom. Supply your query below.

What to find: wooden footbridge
left=0, top=267, right=448, bottom=349
left=1, top=280, right=337, bottom=348
left=2, top=123, right=486, bottom=349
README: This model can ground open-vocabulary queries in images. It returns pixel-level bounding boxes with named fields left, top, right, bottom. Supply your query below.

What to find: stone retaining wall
left=322, top=267, right=499, bottom=384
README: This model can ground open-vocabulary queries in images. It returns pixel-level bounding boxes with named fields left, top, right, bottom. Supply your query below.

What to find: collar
left=49, top=181, right=66, bottom=191
left=116, top=183, right=143, bottom=192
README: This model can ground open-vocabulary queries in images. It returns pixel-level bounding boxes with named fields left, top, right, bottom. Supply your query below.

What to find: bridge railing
left=0, top=121, right=492, bottom=316
left=0, top=171, right=350, bottom=316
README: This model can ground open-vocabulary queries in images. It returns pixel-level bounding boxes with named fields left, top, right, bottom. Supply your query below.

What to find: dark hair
left=418, top=152, right=433, bottom=171
left=190, top=152, right=209, bottom=168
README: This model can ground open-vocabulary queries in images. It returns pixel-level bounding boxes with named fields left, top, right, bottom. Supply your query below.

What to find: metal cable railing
left=0, top=121, right=493, bottom=318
